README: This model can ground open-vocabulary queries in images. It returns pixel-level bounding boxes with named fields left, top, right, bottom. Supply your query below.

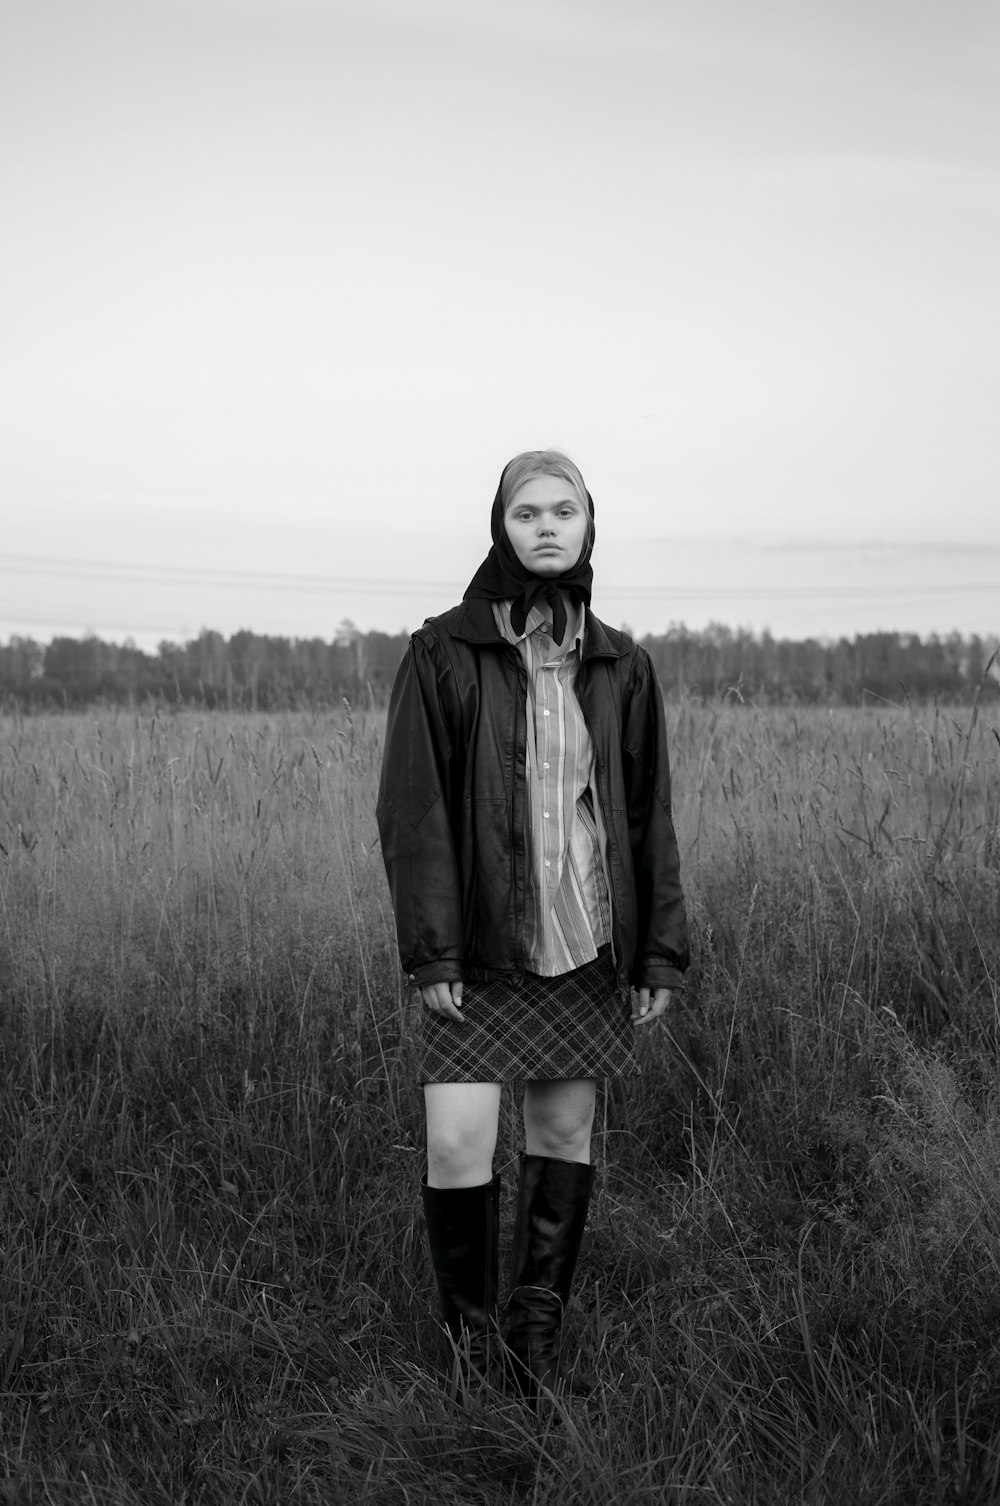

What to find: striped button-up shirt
left=493, top=598, right=613, bottom=977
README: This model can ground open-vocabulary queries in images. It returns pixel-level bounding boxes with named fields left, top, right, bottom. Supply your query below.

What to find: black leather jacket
left=376, top=598, right=689, bottom=994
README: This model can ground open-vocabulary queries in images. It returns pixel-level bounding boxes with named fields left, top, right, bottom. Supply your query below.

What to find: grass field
left=1, top=692, right=998, bottom=1504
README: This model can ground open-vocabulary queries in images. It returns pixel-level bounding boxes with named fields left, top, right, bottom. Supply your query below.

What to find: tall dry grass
left=0, top=693, right=998, bottom=1504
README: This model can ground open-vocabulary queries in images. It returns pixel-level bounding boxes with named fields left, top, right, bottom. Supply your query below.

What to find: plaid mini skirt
left=418, top=945, right=640, bottom=1084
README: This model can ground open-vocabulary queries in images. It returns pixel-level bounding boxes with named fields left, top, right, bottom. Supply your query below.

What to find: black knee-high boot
left=505, top=1154, right=594, bottom=1401
left=420, top=1173, right=500, bottom=1386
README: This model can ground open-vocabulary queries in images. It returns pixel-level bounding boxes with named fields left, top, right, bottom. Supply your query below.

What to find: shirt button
left=408, top=974, right=416, bottom=982
left=543, top=811, right=550, bottom=819
left=545, top=859, right=551, bottom=867
left=543, top=709, right=550, bottom=717
left=543, top=762, right=550, bottom=769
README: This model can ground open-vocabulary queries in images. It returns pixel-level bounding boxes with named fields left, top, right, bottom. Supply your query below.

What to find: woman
left=376, top=449, right=689, bottom=1400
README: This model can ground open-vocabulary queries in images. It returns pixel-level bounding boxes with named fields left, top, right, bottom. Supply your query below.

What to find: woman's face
left=503, top=475, right=590, bottom=577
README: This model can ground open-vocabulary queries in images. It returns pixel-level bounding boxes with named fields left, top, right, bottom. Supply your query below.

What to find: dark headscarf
left=463, top=460, right=595, bottom=646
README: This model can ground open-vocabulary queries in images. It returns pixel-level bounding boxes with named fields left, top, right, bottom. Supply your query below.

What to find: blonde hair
left=500, top=451, right=588, bottom=511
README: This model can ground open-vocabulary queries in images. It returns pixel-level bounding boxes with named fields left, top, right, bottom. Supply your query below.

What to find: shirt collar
left=492, top=596, right=585, bottom=653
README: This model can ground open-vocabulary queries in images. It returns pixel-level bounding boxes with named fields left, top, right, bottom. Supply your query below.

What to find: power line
left=0, top=605, right=372, bottom=637
left=2, top=553, right=996, bottom=603
left=2, top=554, right=457, bottom=595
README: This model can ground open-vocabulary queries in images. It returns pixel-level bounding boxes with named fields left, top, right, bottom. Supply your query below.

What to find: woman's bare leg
left=424, top=1082, right=503, bottom=1188
left=522, top=1078, right=596, bottom=1165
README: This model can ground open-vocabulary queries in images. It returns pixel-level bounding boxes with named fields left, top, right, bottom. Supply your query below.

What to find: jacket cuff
left=634, top=963, right=686, bottom=992
left=405, top=960, right=464, bottom=988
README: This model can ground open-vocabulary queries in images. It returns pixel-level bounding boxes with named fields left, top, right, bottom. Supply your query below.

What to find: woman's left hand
left=633, top=987, right=672, bottom=1026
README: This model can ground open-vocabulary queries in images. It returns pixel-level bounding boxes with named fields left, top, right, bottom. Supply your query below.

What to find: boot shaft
left=506, top=1154, right=594, bottom=1400
left=509, top=1154, right=594, bottom=1302
left=421, top=1173, right=500, bottom=1338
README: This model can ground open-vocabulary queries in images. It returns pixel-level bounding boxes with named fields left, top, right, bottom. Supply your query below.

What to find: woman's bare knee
left=426, top=1123, right=494, bottom=1185
left=523, top=1079, right=596, bottom=1162
left=424, top=1082, right=501, bottom=1187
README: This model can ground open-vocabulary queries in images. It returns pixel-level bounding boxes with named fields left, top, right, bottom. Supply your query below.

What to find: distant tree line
left=639, top=624, right=997, bottom=705
left=0, top=621, right=996, bottom=710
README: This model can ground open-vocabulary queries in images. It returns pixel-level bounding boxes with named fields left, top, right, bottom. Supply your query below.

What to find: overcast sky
left=2, top=0, right=997, bottom=646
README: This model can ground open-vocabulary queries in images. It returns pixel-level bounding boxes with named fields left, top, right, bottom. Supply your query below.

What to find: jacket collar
left=445, top=597, right=627, bottom=660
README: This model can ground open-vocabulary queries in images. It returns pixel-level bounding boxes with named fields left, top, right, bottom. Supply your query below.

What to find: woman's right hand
left=420, top=980, right=466, bottom=1022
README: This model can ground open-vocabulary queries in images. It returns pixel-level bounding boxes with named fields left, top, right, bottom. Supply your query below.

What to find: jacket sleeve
left=621, top=647, right=690, bottom=991
left=376, top=631, right=465, bottom=989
